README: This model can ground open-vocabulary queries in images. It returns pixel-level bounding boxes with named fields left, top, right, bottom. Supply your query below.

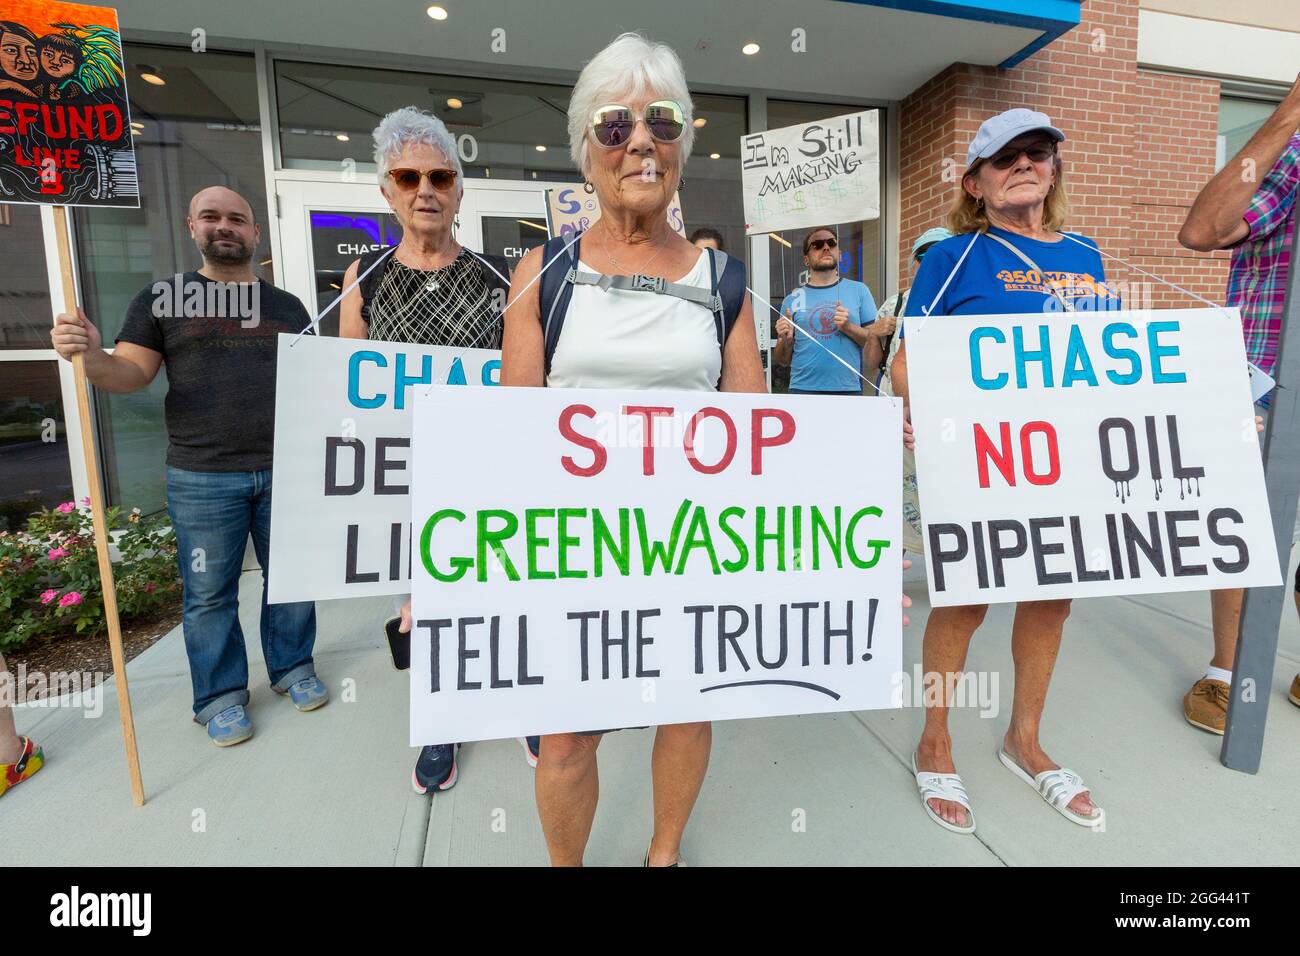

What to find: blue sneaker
left=278, top=675, right=328, bottom=712
left=412, top=743, right=458, bottom=794
left=206, top=705, right=253, bottom=747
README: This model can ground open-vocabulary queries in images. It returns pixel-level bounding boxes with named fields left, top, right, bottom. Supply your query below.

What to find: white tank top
left=546, top=249, right=721, bottom=392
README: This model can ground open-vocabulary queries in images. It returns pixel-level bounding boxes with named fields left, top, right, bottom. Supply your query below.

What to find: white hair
left=567, top=32, right=695, bottom=176
left=372, top=106, right=463, bottom=194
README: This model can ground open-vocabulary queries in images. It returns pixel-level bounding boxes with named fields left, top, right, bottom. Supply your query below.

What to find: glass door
left=276, top=178, right=556, bottom=335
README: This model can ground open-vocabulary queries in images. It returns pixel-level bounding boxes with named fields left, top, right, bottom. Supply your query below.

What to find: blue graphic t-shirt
left=901, top=226, right=1118, bottom=326
left=780, top=277, right=877, bottom=392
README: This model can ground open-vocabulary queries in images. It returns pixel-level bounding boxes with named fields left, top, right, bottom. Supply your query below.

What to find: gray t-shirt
left=116, top=272, right=311, bottom=472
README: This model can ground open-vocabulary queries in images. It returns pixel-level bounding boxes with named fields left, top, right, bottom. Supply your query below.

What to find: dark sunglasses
left=589, top=100, right=686, bottom=148
left=987, top=142, right=1056, bottom=170
left=807, top=237, right=838, bottom=252
left=387, top=167, right=458, bottom=192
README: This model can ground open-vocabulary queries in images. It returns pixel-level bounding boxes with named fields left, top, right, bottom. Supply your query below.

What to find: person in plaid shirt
left=1178, top=74, right=1300, bottom=733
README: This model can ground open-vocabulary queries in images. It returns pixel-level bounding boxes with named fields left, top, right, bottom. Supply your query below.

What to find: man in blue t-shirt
left=774, top=226, right=881, bottom=394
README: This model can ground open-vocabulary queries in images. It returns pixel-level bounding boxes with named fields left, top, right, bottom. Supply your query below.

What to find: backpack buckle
left=632, top=273, right=666, bottom=294
left=707, top=294, right=723, bottom=313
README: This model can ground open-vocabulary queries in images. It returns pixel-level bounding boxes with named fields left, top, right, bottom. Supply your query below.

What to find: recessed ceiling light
left=693, top=117, right=707, bottom=128
left=130, top=121, right=143, bottom=129
left=426, top=5, right=448, bottom=19
left=130, top=128, right=141, bottom=136
left=709, top=152, right=720, bottom=159
left=139, top=70, right=165, bottom=85
left=336, top=133, right=349, bottom=142
left=742, top=42, right=760, bottom=55
left=535, top=144, right=546, bottom=152
left=446, top=97, right=463, bottom=109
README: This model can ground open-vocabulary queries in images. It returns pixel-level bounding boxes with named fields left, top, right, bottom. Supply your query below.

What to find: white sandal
left=997, top=748, right=1104, bottom=828
left=911, top=751, right=977, bottom=834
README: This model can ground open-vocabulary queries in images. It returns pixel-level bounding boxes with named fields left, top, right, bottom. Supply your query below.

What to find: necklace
left=596, top=226, right=669, bottom=277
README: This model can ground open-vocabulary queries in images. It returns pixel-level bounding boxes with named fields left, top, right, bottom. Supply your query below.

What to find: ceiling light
left=742, top=42, right=760, bottom=56
left=446, top=97, right=463, bottom=109
left=426, top=5, right=448, bottom=19
left=336, top=133, right=349, bottom=142
left=535, top=144, right=546, bottom=152
left=138, top=69, right=165, bottom=85
left=693, top=117, right=707, bottom=128
left=709, top=152, right=720, bottom=159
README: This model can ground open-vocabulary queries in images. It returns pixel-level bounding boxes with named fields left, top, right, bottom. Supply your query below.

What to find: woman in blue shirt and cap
left=892, top=108, right=1114, bottom=835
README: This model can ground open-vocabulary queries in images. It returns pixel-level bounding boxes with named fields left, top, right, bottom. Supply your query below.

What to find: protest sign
left=0, top=0, right=138, bottom=206
left=544, top=184, right=684, bottom=240
left=408, top=386, right=904, bottom=744
left=905, top=308, right=1281, bottom=607
left=268, top=334, right=500, bottom=604
left=741, top=109, right=878, bottom=236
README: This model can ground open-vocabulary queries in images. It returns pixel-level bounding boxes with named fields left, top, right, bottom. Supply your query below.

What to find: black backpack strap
left=708, top=249, right=747, bottom=346
left=539, top=233, right=582, bottom=379
left=355, top=246, right=396, bottom=325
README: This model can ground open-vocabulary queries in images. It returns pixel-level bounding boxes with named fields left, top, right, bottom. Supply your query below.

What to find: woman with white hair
left=501, top=32, right=766, bottom=866
left=339, top=106, right=532, bottom=795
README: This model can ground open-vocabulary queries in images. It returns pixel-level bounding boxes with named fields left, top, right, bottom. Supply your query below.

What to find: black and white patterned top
left=360, top=247, right=508, bottom=348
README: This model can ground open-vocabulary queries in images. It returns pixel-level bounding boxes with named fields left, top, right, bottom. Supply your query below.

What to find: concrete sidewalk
left=7, top=553, right=1300, bottom=866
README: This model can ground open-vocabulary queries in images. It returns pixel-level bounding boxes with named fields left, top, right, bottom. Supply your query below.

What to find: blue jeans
left=166, top=466, right=317, bottom=723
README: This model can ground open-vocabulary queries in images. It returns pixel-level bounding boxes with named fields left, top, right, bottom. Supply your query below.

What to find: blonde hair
left=946, top=156, right=1069, bottom=234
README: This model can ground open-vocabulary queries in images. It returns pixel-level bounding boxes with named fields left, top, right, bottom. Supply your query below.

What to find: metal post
left=1222, top=226, right=1300, bottom=772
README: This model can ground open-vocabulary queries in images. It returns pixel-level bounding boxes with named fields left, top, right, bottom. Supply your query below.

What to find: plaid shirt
left=1228, top=133, right=1300, bottom=405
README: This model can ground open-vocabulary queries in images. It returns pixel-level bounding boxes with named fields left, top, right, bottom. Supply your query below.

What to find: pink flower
left=80, top=497, right=91, bottom=507
left=46, top=547, right=69, bottom=561
left=40, top=588, right=58, bottom=605
left=58, top=591, right=83, bottom=608
left=143, top=582, right=157, bottom=594
left=56, top=501, right=76, bottom=514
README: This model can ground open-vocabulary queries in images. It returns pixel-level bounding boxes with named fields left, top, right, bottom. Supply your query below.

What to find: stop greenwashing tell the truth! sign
left=408, top=386, right=906, bottom=743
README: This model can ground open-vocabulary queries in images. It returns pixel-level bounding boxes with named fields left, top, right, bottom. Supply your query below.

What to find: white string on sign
left=1057, top=232, right=1234, bottom=319
left=292, top=245, right=398, bottom=346
left=746, top=283, right=882, bottom=395
left=917, top=230, right=982, bottom=325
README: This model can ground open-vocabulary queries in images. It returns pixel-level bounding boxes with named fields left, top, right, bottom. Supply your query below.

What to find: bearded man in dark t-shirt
left=51, top=186, right=326, bottom=747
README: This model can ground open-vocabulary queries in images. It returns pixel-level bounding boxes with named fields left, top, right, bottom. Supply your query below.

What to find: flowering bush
left=0, top=500, right=180, bottom=649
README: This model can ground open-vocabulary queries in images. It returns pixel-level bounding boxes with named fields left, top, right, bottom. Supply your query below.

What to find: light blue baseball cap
left=966, top=108, right=1064, bottom=168
left=911, top=227, right=952, bottom=260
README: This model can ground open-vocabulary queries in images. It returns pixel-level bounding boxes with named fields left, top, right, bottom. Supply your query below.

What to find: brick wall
left=898, top=0, right=1231, bottom=307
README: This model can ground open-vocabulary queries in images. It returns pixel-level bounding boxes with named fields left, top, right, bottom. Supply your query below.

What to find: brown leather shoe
left=1184, top=678, right=1229, bottom=734
left=1289, top=675, right=1300, bottom=708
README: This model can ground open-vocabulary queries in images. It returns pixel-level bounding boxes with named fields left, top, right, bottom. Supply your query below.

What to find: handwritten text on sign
left=741, top=110, right=879, bottom=236
left=905, top=308, right=1280, bottom=606
left=267, top=335, right=500, bottom=604
left=545, top=186, right=684, bottom=240
left=409, top=387, right=904, bottom=743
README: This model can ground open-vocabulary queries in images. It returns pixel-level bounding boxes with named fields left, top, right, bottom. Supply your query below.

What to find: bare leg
left=648, top=721, right=711, bottom=866
left=0, top=653, right=22, bottom=764
left=535, top=732, right=601, bottom=866
left=1000, top=599, right=1096, bottom=818
left=1209, top=588, right=1243, bottom=670
left=915, top=604, right=987, bottom=827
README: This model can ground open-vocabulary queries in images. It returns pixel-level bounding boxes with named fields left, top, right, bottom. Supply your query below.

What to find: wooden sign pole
left=51, top=204, right=145, bottom=806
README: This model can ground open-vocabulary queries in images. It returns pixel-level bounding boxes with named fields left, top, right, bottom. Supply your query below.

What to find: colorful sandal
left=0, top=736, right=44, bottom=797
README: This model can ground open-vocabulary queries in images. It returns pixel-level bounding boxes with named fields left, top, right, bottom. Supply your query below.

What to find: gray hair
left=567, top=32, right=695, bottom=176
left=372, top=106, right=463, bottom=194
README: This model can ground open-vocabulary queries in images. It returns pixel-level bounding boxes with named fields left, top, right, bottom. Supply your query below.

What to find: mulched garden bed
left=4, top=600, right=182, bottom=701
